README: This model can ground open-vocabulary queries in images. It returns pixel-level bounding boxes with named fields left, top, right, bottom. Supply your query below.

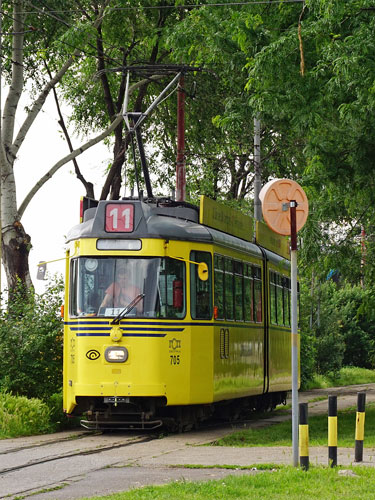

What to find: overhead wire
left=5, top=0, right=306, bottom=15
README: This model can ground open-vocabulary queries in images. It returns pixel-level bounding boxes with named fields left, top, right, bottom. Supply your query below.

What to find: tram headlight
left=105, top=346, right=128, bottom=363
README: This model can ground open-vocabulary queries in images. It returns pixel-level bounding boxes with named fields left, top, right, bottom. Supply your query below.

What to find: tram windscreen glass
left=69, top=257, right=186, bottom=319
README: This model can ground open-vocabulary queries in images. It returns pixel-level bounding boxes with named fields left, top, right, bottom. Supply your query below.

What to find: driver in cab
left=99, top=264, right=142, bottom=313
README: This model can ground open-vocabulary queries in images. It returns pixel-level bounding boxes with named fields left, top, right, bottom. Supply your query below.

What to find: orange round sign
left=259, top=179, right=309, bottom=235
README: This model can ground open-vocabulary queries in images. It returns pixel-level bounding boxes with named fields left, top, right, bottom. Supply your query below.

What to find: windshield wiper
left=111, top=293, right=145, bottom=325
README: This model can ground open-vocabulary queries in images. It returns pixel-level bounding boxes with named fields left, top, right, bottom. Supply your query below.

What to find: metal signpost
left=259, top=179, right=308, bottom=466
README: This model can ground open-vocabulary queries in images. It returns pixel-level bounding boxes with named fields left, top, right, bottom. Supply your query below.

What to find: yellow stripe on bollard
left=355, top=412, right=365, bottom=441
left=328, top=416, right=338, bottom=447
left=299, top=424, right=309, bottom=457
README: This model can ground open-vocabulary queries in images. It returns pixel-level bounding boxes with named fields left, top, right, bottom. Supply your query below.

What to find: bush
left=301, top=280, right=375, bottom=377
left=300, top=328, right=316, bottom=389
left=0, top=278, right=64, bottom=401
left=0, top=391, right=52, bottom=438
left=47, top=392, right=80, bottom=431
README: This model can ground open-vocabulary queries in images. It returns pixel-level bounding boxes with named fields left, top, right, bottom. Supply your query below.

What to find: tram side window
left=224, top=258, right=234, bottom=320
left=234, top=261, right=244, bottom=321
left=254, top=266, right=262, bottom=323
left=244, top=264, right=254, bottom=322
left=190, top=251, right=212, bottom=319
left=69, top=258, right=98, bottom=317
left=270, top=271, right=277, bottom=325
left=70, top=259, right=79, bottom=316
left=276, top=274, right=284, bottom=325
left=214, top=255, right=224, bottom=319
left=285, top=277, right=291, bottom=327
left=269, top=270, right=292, bottom=326
left=158, top=258, right=186, bottom=319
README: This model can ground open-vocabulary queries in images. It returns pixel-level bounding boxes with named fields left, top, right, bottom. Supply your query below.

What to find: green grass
left=214, top=404, right=375, bottom=448
left=78, top=466, right=375, bottom=499
left=303, top=367, right=375, bottom=390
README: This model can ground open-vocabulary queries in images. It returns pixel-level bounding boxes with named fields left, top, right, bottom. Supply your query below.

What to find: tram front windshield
left=70, top=257, right=186, bottom=319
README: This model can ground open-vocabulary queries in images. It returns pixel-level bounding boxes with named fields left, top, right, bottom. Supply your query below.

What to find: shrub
left=301, top=279, right=375, bottom=376
left=47, top=392, right=80, bottom=431
left=0, top=391, right=52, bottom=438
left=0, top=277, right=64, bottom=401
left=300, top=328, right=316, bottom=389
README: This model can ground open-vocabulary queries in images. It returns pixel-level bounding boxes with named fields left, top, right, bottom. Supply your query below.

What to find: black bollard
left=355, top=392, right=366, bottom=462
left=328, top=395, right=337, bottom=467
left=299, top=402, right=309, bottom=470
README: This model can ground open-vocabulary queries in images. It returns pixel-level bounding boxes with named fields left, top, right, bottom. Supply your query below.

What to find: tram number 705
left=105, top=204, right=134, bottom=232
left=170, top=355, right=180, bottom=365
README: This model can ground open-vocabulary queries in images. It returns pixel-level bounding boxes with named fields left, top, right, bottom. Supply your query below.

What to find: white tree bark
left=0, top=0, right=111, bottom=289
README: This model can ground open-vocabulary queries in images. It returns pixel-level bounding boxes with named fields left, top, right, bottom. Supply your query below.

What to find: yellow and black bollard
left=355, top=391, right=366, bottom=462
left=299, top=402, right=309, bottom=470
left=328, top=395, right=337, bottom=467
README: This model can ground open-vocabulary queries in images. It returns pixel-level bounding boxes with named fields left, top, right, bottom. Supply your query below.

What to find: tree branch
left=18, top=74, right=165, bottom=218
left=18, top=113, right=123, bottom=218
left=45, top=63, right=95, bottom=199
left=10, top=0, right=112, bottom=159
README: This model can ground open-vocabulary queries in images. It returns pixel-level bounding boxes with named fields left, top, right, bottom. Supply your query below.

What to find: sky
left=12, top=91, right=111, bottom=294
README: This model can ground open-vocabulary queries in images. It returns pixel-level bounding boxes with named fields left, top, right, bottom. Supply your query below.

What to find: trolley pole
left=290, top=200, right=299, bottom=467
left=176, top=75, right=186, bottom=202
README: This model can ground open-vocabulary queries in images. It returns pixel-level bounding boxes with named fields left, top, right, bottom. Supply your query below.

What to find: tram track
left=0, top=433, right=157, bottom=476
left=0, top=431, right=101, bottom=455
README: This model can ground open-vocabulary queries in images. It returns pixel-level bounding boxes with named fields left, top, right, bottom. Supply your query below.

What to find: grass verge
left=78, top=466, right=375, bottom=499
left=214, top=403, right=375, bottom=447
left=303, top=367, right=375, bottom=390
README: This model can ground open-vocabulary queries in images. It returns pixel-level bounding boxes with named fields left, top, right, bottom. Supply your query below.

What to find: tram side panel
left=267, top=264, right=297, bottom=392
left=182, top=246, right=214, bottom=405
left=212, top=251, right=265, bottom=402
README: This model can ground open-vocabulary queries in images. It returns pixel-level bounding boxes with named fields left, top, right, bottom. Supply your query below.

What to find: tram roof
left=66, top=199, right=287, bottom=265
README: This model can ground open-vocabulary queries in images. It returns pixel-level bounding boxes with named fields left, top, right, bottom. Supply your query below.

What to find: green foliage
left=47, top=392, right=80, bottom=431
left=0, top=391, right=52, bottom=438
left=300, top=328, right=316, bottom=389
left=302, top=280, right=375, bottom=378
left=243, top=0, right=375, bottom=279
left=0, top=278, right=64, bottom=401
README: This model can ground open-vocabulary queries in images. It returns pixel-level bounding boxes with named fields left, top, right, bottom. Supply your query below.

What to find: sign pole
left=290, top=200, right=299, bottom=466
left=259, top=179, right=308, bottom=468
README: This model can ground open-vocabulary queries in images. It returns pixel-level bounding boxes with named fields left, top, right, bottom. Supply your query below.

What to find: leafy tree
left=243, top=0, right=375, bottom=280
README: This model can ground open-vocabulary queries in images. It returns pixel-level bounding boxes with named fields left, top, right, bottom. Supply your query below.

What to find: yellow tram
left=63, top=195, right=297, bottom=430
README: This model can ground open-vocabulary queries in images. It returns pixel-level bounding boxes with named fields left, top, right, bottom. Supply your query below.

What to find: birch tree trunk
left=0, top=0, right=110, bottom=291
left=0, top=1, right=32, bottom=290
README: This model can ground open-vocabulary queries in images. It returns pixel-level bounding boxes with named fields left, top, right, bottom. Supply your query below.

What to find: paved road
left=1, top=383, right=375, bottom=500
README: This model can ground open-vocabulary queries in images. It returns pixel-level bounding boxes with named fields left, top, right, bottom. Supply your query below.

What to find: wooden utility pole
left=253, top=117, right=261, bottom=235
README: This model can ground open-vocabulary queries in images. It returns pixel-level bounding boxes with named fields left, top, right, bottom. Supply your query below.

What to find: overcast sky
left=12, top=91, right=111, bottom=293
